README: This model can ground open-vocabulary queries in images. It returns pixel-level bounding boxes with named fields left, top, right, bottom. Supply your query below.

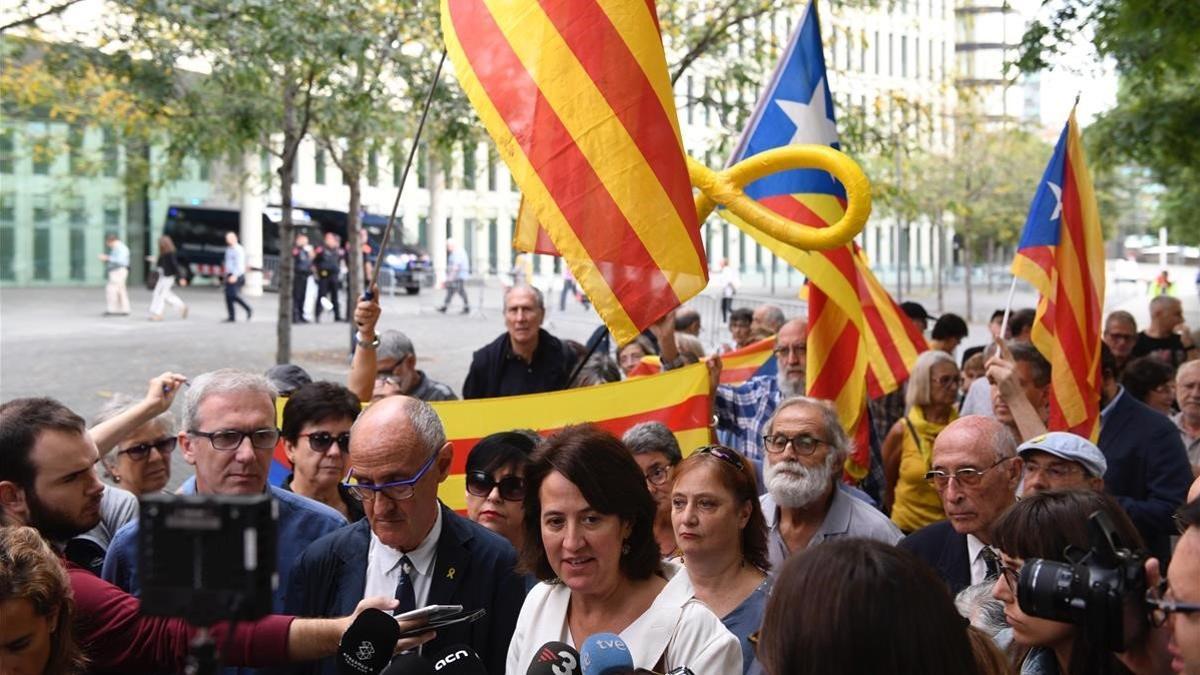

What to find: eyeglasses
left=696, top=445, right=745, bottom=470
left=643, top=463, right=672, bottom=486
left=1022, top=461, right=1081, bottom=481
left=465, top=471, right=526, bottom=501
left=1000, top=562, right=1020, bottom=592
left=925, top=456, right=1015, bottom=489
left=762, top=433, right=828, bottom=455
left=118, top=437, right=177, bottom=461
left=1103, top=331, right=1137, bottom=343
left=299, top=431, right=351, bottom=453
left=772, top=344, right=806, bottom=359
left=189, top=428, right=280, bottom=451
left=1146, top=579, right=1200, bottom=627
left=933, top=374, right=963, bottom=388
left=343, top=450, right=439, bottom=502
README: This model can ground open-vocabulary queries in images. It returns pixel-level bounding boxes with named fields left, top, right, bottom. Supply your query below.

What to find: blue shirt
left=714, top=375, right=781, bottom=463
left=102, top=481, right=347, bottom=613
left=107, top=241, right=130, bottom=270
left=224, top=243, right=246, bottom=278
left=447, top=247, right=469, bottom=281
left=721, top=578, right=771, bottom=674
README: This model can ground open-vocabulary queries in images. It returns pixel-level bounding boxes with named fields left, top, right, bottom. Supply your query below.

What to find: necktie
left=394, top=556, right=416, bottom=615
left=981, top=546, right=1001, bottom=581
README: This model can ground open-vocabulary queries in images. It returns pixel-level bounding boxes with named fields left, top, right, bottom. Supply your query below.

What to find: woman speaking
left=505, top=425, right=741, bottom=674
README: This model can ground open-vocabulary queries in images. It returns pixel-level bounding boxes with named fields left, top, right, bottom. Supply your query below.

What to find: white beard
left=765, top=454, right=836, bottom=508
left=777, top=370, right=805, bottom=398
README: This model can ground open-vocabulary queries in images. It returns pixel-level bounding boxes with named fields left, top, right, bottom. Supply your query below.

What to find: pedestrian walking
left=715, top=258, right=739, bottom=323
left=559, top=265, right=589, bottom=311
left=222, top=231, right=252, bottom=322
left=147, top=235, right=187, bottom=321
left=292, top=232, right=312, bottom=323
left=313, top=231, right=344, bottom=322
left=437, top=238, right=470, bottom=314
left=99, top=233, right=131, bottom=316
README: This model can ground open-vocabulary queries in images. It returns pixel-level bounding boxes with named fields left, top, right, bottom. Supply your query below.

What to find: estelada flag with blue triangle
left=722, top=0, right=926, bottom=480
left=1011, top=107, right=1105, bottom=440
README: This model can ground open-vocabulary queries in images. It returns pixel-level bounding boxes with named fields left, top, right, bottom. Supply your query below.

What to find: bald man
left=1132, top=296, right=1196, bottom=367
left=1175, top=360, right=1200, bottom=475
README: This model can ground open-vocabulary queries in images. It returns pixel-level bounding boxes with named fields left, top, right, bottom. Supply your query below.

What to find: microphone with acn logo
left=430, top=644, right=487, bottom=674
left=579, top=633, right=635, bottom=675
left=526, top=641, right=581, bottom=675
left=337, top=608, right=402, bottom=675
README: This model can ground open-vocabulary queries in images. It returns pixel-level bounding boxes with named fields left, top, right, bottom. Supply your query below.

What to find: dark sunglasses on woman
left=465, top=471, right=526, bottom=501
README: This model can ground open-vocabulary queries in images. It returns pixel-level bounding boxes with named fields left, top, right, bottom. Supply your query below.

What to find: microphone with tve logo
left=579, top=633, right=634, bottom=675
left=430, top=644, right=487, bottom=674
left=337, top=608, right=402, bottom=675
left=527, top=641, right=581, bottom=675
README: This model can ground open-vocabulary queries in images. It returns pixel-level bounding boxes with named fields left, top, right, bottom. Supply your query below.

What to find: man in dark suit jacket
left=286, top=396, right=526, bottom=675
left=1098, top=346, right=1192, bottom=564
left=900, top=416, right=1022, bottom=595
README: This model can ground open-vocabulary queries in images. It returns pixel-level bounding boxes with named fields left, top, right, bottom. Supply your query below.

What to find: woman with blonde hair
left=883, top=349, right=960, bottom=532
left=148, top=234, right=188, bottom=320
left=0, top=526, right=87, bottom=674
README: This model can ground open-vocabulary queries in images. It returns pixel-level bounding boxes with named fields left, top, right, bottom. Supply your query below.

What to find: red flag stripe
left=1061, top=157, right=1105, bottom=333
left=446, top=0, right=682, bottom=327
left=538, top=0, right=700, bottom=248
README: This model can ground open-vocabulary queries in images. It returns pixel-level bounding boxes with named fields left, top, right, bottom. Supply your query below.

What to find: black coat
left=462, top=329, right=574, bottom=399
left=899, top=520, right=971, bottom=595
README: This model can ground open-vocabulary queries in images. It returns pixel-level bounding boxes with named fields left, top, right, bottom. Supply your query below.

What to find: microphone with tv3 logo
left=526, top=641, right=581, bottom=675
left=430, top=644, right=487, bottom=675
left=381, top=653, right=435, bottom=675
left=337, top=608, right=402, bottom=675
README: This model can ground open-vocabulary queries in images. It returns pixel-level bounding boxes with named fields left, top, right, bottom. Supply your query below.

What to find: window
left=0, top=225, right=13, bottom=280
left=830, top=30, right=839, bottom=69
left=33, top=227, right=50, bottom=280
left=70, top=227, right=86, bottom=280
left=929, top=40, right=936, bottom=79
left=487, top=147, right=497, bottom=191
left=860, top=32, right=867, bottom=72
left=368, top=148, right=379, bottom=187
left=199, top=159, right=210, bottom=181
left=901, top=36, right=908, bottom=78
left=259, top=149, right=271, bottom=185
left=68, top=125, right=85, bottom=175
left=462, top=142, right=477, bottom=190
left=874, top=31, right=881, bottom=74
left=915, top=38, right=921, bottom=79
left=315, top=148, right=326, bottom=185
left=69, top=199, right=87, bottom=227
left=104, top=197, right=122, bottom=229
left=0, top=130, right=12, bottom=174
left=487, top=218, right=498, bottom=273
left=417, top=143, right=427, bottom=189
left=703, top=79, right=711, bottom=125
left=888, top=34, right=895, bottom=77
left=686, top=75, right=694, bottom=124
left=102, top=128, right=119, bottom=177
left=846, top=30, right=854, bottom=71
left=32, top=130, right=51, bottom=175
left=418, top=215, right=429, bottom=250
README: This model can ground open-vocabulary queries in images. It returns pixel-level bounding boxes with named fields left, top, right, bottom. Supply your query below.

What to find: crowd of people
left=3, top=283, right=1200, bottom=675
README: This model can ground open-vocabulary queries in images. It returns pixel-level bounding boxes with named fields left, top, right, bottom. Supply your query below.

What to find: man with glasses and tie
left=757, top=396, right=902, bottom=570
left=286, top=395, right=525, bottom=675
left=280, top=381, right=366, bottom=521
left=102, top=369, right=348, bottom=617
left=900, top=415, right=1022, bottom=594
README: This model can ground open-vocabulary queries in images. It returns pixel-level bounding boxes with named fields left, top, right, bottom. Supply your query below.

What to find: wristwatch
left=356, top=332, right=380, bottom=349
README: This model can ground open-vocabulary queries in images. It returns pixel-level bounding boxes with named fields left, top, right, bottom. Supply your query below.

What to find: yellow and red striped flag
left=431, top=362, right=712, bottom=510
left=717, top=336, right=778, bottom=384
left=1011, top=109, right=1105, bottom=439
left=442, top=0, right=709, bottom=345
left=722, top=1, right=927, bottom=480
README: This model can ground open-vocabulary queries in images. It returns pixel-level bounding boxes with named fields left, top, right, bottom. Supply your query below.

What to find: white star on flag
left=1047, top=182, right=1063, bottom=221
left=775, top=77, right=839, bottom=147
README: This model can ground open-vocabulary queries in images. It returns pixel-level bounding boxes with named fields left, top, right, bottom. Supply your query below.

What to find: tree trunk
left=963, top=232, right=974, bottom=322
left=986, top=236, right=996, bottom=294
left=275, top=85, right=298, bottom=364
left=346, top=170, right=363, bottom=354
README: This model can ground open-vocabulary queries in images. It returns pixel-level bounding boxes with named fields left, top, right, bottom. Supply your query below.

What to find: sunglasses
left=299, top=431, right=351, bottom=453
left=465, top=471, right=526, bottom=501
left=118, top=437, right=177, bottom=461
left=696, top=445, right=745, bottom=470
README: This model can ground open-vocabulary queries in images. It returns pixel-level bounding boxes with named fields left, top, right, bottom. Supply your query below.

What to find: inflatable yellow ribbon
left=687, top=144, right=871, bottom=251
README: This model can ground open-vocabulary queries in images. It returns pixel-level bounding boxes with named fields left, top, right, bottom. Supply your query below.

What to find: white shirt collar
left=966, top=533, right=987, bottom=563
left=370, top=504, right=443, bottom=578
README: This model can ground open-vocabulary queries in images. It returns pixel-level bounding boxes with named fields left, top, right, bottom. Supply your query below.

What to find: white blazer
left=505, top=561, right=742, bottom=674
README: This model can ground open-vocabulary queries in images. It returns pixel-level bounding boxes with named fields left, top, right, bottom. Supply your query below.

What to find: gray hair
left=905, top=350, right=957, bottom=411
left=570, top=356, right=621, bottom=387
left=404, top=397, right=447, bottom=453
left=1008, top=342, right=1051, bottom=388
left=946, top=415, right=1018, bottom=462
left=1105, top=310, right=1136, bottom=332
left=758, top=304, right=786, bottom=332
left=622, top=421, right=683, bottom=465
left=184, top=369, right=276, bottom=431
left=93, top=394, right=177, bottom=461
left=765, top=396, right=851, bottom=463
left=504, top=285, right=545, bottom=311
left=674, top=334, right=706, bottom=364
left=955, top=582, right=1008, bottom=637
left=378, top=329, right=416, bottom=362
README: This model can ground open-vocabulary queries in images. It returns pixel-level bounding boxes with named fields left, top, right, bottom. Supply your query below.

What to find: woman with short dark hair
left=759, top=539, right=980, bottom=675
left=990, top=489, right=1144, bottom=675
left=623, top=421, right=683, bottom=558
left=280, top=381, right=363, bottom=521
left=464, top=430, right=537, bottom=549
left=1120, top=356, right=1176, bottom=416
left=0, top=526, right=88, bottom=674
left=671, top=445, right=770, bottom=674
left=506, top=425, right=741, bottom=673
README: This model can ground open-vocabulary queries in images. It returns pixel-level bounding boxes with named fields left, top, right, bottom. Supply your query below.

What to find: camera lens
left=1017, top=558, right=1086, bottom=624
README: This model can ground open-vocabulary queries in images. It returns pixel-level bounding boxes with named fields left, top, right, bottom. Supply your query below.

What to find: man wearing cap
left=899, top=301, right=934, bottom=335
left=346, top=294, right=457, bottom=403
left=266, top=364, right=313, bottom=398
left=1018, top=432, right=1106, bottom=495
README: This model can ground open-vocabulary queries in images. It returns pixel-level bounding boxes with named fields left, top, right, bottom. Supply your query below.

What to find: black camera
left=1016, top=509, right=1147, bottom=652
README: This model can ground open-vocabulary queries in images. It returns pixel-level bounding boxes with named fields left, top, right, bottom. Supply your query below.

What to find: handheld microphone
left=579, top=633, right=634, bottom=675
left=381, top=653, right=435, bottom=675
left=430, top=644, right=487, bottom=674
left=337, top=607, right=402, bottom=675
left=527, top=641, right=581, bottom=675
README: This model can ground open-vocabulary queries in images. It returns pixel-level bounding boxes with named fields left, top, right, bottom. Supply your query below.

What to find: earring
left=621, top=540, right=631, bottom=555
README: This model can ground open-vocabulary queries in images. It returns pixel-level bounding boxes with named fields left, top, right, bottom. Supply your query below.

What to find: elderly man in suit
left=286, top=396, right=526, bottom=675
left=899, top=416, right=1022, bottom=595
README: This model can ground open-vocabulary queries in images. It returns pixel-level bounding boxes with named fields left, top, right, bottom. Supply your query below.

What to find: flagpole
left=994, top=274, right=1019, bottom=357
